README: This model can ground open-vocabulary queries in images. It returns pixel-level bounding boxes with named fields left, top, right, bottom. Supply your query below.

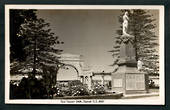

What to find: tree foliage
left=10, top=10, right=37, bottom=62
left=10, top=10, right=65, bottom=99
left=110, top=9, right=159, bottom=74
left=18, top=18, right=63, bottom=75
left=10, top=10, right=63, bottom=80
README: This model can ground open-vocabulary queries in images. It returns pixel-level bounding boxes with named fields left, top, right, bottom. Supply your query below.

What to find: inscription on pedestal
left=126, top=74, right=145, bottom=90
left=113, top=79, right=122, bottom=87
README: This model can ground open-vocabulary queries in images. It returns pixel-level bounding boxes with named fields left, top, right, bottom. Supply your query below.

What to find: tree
left=10, top=10, right=37, bottom=62
left=10, top=10, right=37, bottom=75
left=18, top=17, right=63, bottom=77
left=10, top=10, right=64, bottom=99
left=110, top=9, right=159, bottom=75
left=10, top=10, right=64, bottom=80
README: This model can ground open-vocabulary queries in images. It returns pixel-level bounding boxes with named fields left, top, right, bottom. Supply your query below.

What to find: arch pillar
left=80, top=76, right=84, bottom=83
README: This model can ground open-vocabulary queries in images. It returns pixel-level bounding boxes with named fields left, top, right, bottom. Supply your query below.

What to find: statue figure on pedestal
left=123, top=11, right=129, bottom=36
left=122, top=11, right=134, bottom=43
left=111, top=10, right=148, bottom=94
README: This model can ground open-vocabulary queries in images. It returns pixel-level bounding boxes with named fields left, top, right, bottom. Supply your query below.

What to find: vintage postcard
left=5, top=5, right=164, bottom=104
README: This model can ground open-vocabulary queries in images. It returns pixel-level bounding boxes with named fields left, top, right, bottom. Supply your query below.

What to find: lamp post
left=101, top=71, right=105, bottom=86
left=56, top=64, right=60, bottom=86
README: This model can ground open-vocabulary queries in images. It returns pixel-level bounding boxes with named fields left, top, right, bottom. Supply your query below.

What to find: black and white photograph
left=5, top=5, right=164, bottom=104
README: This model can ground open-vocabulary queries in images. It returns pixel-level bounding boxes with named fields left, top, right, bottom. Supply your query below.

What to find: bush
left=148, top=79, right=155, bottom=88
left=62, top=80, right=89, bottom=96
left=68, top=85, right=89, bottom=96
left=52, top=86, right=64, bottom=97
left=91, top=84, right=105, bottom=95
left=10, top=77, right=47, bottom=99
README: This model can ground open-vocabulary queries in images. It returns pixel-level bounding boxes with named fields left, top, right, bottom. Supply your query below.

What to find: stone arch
left=58, top=53, right=84, bottom=76
left=58, top=63, right=80, bottom=77
left=56, top=53, right=93, bottom=89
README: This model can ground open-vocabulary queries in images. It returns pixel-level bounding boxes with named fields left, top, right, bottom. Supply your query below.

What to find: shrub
left=10, top=77, right=47, bottom=99
left=91, top=84, right=105, bottom=95
left=64, top=80, right=89, bottom=96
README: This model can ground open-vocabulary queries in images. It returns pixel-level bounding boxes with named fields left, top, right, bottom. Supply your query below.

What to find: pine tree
left=18, top=18, right=63, bottom=78
left=10, top=10, right=64, bottom=85
left=10, top=10, right=37, bottom=75
left=10, top=10, right=37, bottom=62
left=110, top=9, right=159, bottom=75
left=10, top=10, right=64, bottom=98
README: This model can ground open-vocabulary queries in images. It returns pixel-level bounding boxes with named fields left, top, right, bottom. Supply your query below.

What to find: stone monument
left=111, top=11, right=149, bottom=94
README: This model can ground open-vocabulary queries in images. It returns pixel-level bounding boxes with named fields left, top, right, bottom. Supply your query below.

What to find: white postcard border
left=5, top=5, right=165, bottom=105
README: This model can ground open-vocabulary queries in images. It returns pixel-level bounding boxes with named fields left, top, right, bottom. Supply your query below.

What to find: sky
left=36, top=10, right=159, bottom=73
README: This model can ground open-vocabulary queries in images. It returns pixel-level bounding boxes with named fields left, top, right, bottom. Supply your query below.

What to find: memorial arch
left=57, top=53, right=93, bottom=89
left=57, top=64, right=80, bottom=81
left=57, top=53, right=85, bottom=81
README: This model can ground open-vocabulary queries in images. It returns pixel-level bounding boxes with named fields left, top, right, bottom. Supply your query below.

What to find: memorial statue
left=121, top=11, right=134, bottom=43
left=111, top=10, right=148, bottom=94
left=122, top=11, right=130, bottom=36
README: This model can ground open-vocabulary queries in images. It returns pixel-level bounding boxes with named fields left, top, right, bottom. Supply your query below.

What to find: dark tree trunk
left=33, top=35, right=37, bottom=77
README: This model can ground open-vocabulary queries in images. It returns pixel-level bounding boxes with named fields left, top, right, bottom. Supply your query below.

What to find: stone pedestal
left=111, top=36, right=149, bottom=94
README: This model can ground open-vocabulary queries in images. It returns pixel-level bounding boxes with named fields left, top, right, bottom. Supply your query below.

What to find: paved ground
left=122, top=92, right=159, bottom=99
left=123, top=95, right=159, bottom=100
left=129, top=96, right=159, bottom=100
left=117, top=89, right=162, bottom=104
left=115, top=95, right=162, bottom=105
left=149, top=88, right=159, bottom=93
left=121, top=88, right=159, bottom=99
